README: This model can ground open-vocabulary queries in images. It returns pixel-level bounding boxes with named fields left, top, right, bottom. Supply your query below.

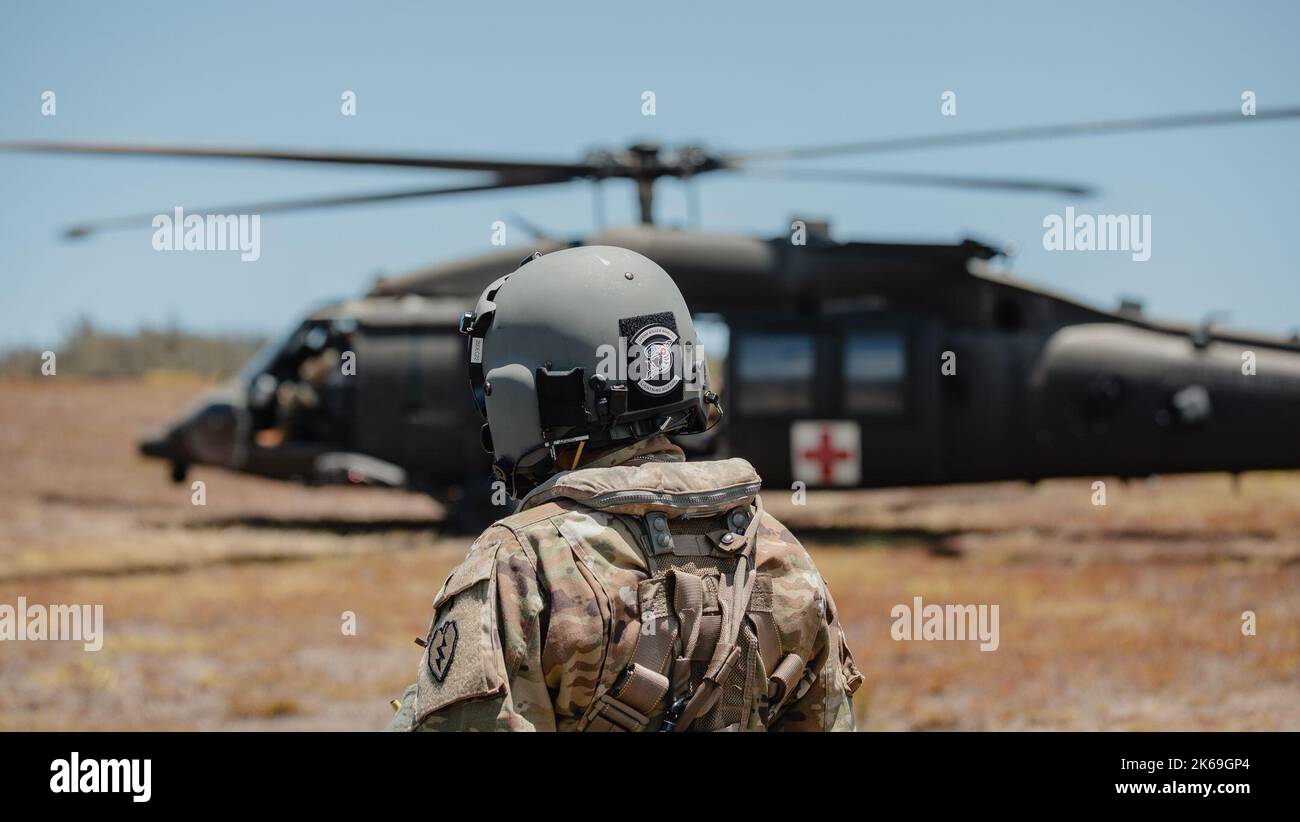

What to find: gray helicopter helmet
left=458, top=245, right=720, bottom=497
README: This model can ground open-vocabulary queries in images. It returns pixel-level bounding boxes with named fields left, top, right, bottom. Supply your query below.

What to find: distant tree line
left=0, top=318, right=266, bottom=378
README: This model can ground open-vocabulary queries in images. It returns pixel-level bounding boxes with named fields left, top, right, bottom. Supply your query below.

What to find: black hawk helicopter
left=7, top=106, right=1300, bottom=529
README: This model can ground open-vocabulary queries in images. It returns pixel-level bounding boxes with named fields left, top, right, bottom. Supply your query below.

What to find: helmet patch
left=632, top=324, right=680, bottom=396
left=620, top=312, right=682, bottom=401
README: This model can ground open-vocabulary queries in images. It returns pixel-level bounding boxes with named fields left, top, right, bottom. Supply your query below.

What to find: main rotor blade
left=61, top=177, right=568, bottom=239
left=502, top=210, right=559, bottom=242
left=739, top=167, right=1094, bottom=196
left=2, top=140, right=599, bottom=177
left=729, top=106, right=1300, bottom=163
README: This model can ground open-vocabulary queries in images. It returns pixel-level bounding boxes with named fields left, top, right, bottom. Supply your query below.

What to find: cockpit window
left=238, top=320, right=304, bottom=384
left=303, top=324, right=330, bottom=352
left=241, top=318, right=355, bottom=447
left=736, top=332, right=816, bottom=414
left=843, top=331, right=906, bottom=414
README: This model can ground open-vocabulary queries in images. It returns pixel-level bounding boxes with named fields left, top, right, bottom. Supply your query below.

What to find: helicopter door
left=351, top=328, right=462, bottom=464
left=833, top=316, right=943, bottom=487
left=725, top=319, right=835, bottom=488
left=726, top=314, right=944, bottom=490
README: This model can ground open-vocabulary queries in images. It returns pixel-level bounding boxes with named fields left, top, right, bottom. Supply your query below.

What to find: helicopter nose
left=138, top=417, right=195, bottom=463
left=138, top=433, right=174, bottom=459
left=174, top=390, right=245, bottom=466
left=138, top=427, right=194, bottom=483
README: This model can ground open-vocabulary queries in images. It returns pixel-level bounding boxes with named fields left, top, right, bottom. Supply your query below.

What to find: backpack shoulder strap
left=665, top=495, right=764, bottom=732
left=581, top=496, right=766, bottom=733
left=580, top=570, right=701, bottom=732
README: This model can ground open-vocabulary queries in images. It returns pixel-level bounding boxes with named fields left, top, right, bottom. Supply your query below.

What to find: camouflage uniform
left=389, top=434, right=862, bottom=732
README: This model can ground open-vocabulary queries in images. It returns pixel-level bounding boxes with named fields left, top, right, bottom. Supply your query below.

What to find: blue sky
left=1, top=0, right=1297, bottom=347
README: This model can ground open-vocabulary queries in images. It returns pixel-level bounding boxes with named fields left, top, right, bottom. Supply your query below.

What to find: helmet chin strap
left=496, top=432, right=592, bottom=498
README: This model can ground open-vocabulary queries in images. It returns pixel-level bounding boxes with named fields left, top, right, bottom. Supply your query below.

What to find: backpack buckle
left=589, top=692, right=651, bottom=732
left=659, top=694, right=690, bottom=732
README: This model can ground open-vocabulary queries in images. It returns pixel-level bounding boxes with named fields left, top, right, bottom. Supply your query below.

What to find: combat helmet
left=458, top=245, right=721, bottom=497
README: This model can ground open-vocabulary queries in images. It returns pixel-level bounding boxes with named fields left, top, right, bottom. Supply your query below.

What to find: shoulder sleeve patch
left=415, top=538, right=508, bottom=723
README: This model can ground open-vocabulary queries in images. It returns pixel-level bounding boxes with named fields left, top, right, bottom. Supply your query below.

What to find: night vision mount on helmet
left=459, top=245, right=721, bottom=496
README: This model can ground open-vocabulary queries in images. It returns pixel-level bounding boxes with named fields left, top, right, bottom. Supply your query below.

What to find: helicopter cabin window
left=843, top=332, right=906, bottom=415
left=736, top=332, right=816, bottom=415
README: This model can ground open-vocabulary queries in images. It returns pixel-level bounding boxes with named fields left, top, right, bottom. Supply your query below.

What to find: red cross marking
left=800, top=427, right=853, bottom=484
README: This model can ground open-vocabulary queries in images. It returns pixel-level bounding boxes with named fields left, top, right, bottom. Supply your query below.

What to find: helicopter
left=7, top=106, right=1300, bottom=529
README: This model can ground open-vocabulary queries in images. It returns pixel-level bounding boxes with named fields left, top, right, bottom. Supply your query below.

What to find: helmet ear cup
left=483, top=362, right=543, bottom=467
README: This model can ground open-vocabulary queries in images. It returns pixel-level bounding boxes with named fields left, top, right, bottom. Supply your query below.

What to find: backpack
left=518, top=458, right=817, bottom=731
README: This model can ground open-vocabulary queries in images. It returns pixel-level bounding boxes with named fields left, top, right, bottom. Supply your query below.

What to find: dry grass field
left=1, top=376, right=1296, bottom=730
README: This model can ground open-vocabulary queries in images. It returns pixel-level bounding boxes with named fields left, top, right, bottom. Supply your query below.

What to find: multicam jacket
left=388, top=435, right=862, bottom=732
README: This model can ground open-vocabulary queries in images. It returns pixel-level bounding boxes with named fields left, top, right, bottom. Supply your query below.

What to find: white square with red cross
left=790, top=420, right=861, bottom=487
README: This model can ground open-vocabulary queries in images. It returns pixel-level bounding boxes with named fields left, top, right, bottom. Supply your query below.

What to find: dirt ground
left=0, top=376, right=1296, bottom=730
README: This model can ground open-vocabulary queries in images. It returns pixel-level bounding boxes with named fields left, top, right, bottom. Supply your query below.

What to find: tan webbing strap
left=694, top=614, right=722, bottom=662
left=747, top=573, right=780, bottom=674
left=585, top=662, right=671, bottom=732
left=672, top=557, right=753, bottom=729
left=669, top=570, right=705, bottom=663
left=667, top=569, right=705, bottom=700
left=669, top=496, right=765, bottom=732
left=764, top=652, right=805, bottom=723
left=583, top=624, right=675, bottom=732
left=583, top=569, right=710, bottom=732
left=753, top=610, right=782, bottom=675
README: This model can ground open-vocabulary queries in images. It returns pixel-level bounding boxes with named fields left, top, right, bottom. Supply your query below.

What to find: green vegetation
left=0, top=318, right=264, bottom=378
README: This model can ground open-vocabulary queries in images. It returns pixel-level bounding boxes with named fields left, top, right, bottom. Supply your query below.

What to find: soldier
left=388, top=245, right=862, bottom=731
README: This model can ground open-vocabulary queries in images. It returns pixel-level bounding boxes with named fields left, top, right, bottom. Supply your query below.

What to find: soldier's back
left=394, top=451, right=861, bottom=732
